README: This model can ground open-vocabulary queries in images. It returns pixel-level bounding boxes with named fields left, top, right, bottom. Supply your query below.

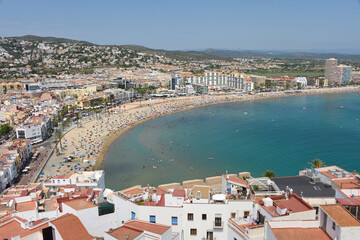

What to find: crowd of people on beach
left=44, top=86, right=359, bottom=177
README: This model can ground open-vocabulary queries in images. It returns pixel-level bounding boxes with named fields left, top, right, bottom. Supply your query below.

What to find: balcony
left=213, top=220, right=223, bottom=228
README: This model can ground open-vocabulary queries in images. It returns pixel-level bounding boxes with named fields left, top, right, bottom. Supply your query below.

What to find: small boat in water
left=153, top=165, right=158, bottom=169
left=208, top=156, right=213, bottom=160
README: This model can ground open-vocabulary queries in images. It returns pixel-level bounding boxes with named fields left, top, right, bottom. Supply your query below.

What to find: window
left=149, top=215, right=156, bottom=223
left=202, top=214, right=207, bottom=220
left=190, top=229, right=197, bottom=235
left=215, top=217, right=222, bottom=227
left=131, top=211, right=136, bottom=220
left=171, top=216, right=178, bottom=225
left=195, top=191, right=201, bottom=198
left=231, top=212, right=236, bottom=218
left=332, top=221, right=336, bottom=230
left=244, top=211, right=250, bottom=218
left=188, top=213, right=194, bottom=221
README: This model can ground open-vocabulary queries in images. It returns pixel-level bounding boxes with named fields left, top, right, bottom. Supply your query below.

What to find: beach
left=38, top=86, right=359, bottom=181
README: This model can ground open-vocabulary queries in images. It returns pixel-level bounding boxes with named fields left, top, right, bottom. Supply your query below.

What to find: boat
left=153, top=165, right=158, bottom=169
left=208, top=156, right=213, bottom=160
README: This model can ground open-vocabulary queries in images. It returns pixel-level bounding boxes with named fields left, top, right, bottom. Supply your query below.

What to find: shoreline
left=94, top=86, right=360, bottom=170
left=39, top=86, right=359, bottom=180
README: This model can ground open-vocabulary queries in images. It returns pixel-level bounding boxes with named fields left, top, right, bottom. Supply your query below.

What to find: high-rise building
left=324, top=58, right=338, bottom=84
left=335, top=65, right=352, bottom=84
left=171, top=77, right=177, bottom=90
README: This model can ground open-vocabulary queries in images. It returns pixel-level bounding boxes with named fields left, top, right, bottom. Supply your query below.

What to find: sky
left=0, top=0, right=359, bottom=51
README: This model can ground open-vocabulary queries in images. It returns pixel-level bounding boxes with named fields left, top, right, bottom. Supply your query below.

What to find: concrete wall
left=182, top=179, right=204, bottom=187
left=205, top=176, right=222, bottom=186
left=159, top=183, right=181, bottom=189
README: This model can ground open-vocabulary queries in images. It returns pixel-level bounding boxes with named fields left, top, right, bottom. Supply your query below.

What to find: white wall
left=62, top=203, right=119, bottom=237
left=264, top=222, right=277, bottom=240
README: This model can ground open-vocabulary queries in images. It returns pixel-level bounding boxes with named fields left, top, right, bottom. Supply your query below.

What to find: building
left=335, top=65, right=352, bottom=84
left=325, top=58, right=338, bottom=84
left=104, top=219, right=178, bottom=240
left=271, top=175, right=336, bottom=207
left=43, top=170, right=105, bottom=194
left=0, top=82, right=24, bottom=94
left=192, top=83, right=208, bottom=94
left=319, top=204, right=360, bottom=240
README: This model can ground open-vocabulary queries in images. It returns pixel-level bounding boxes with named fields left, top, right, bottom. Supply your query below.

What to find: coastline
left=38, top=86, right=359, bottom=180
left=94, top=86, right=360, bottom=170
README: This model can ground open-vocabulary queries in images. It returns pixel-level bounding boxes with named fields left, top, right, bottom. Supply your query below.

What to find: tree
left=0, top=124, right=13, bottom=137
left=263, top=170, right=276, bottom=178
left=53, top=139, right=60, bottom=155
left=309, top=158, right=326, bottom=169
left=55, top=131, right=64, bottom=150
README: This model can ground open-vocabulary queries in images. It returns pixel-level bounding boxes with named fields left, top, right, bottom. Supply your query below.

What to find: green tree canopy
left=309, top=158, right=326, bottom=169
left=263, top=170, right=276, bottom=178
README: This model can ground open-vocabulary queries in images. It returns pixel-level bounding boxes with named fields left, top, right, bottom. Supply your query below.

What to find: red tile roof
left=172, top=189, right=185, bottom=197
left=63, top=199, right=96, bottom=211
left=336, top=198, right=360, bottom=206
left=106, top=226, right=143, bottom=239
left=125, top=219, right=170, bottom=235
left=0, top=218, right=49, bottom=239
left=271, top=228, right=331, bottom=240
left=321, top=204, right=360, bottom=227
left=16, top=201, right=37, bottom=212
left=50, top=213, right=94, bottom=240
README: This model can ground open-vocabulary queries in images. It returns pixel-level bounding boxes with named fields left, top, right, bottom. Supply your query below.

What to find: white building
left=16, top=123, right=44, bottom=144
left=108, top=191, right=253, bottom=240
left=43, top=170, right=105, bottom=193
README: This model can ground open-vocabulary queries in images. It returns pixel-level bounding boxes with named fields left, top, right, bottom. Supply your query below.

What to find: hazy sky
left=0, top=0, right=359, bottom=50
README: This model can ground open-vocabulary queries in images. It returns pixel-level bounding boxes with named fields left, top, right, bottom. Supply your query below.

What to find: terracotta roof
left=156, top=186, right=168, bottom=195
left=50, top=213, right=94, bottom=240
left=120, top=185, right=144, bottom=197
left=51, top=173, right=73, bottom=179
left=271, top=228, right=331, bottom=240
left=224, top=175, right=249, bottom=187
left=16, top=201, right=37, bottom=212
left=63, top=199, right=96, bottom=211
left=333, top=178, right=360, bottom=189
left=336, top=198, right=360, bottom=206
left=106, top=226, right=143, bottom=239
left=321, top=204, right=360, bottom=227
left=260, top=194, right=314, bottom=217
left=125, top=219, right=171, bottom=235
left=172, top=189, right=185, bottom=197
left=0, top=218, right=49, bottom=239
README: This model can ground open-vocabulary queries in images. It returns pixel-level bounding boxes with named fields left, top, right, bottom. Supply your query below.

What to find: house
left=319, top=204, right=360, bottom=240
left=104, top=219, right=177, bottom=240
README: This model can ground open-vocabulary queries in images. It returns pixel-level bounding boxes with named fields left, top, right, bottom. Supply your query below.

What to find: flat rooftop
left=271, top=228, right=331, bottom=240
left=321, top=204, right=360, bottom=227
left=272, top=176, right=335, bottom=198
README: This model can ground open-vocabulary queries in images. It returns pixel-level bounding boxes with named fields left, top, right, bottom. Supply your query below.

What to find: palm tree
left=55, top=131, right=64, bottom=150
left=309, top=158, right=326, bottom=169
left=263, top=170, right=276, bottom=178
left=53, top=139, right=60, bottom=155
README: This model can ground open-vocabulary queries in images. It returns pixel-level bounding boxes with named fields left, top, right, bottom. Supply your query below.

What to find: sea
left=102, top=92, right=360, bottom=190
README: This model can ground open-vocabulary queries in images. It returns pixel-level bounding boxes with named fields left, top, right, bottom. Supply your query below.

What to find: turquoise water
left=102, top=93, right=360, bottom=190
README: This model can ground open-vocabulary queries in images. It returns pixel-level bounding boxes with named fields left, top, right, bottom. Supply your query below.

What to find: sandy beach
left=38, top=86, right=359, bottom=181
